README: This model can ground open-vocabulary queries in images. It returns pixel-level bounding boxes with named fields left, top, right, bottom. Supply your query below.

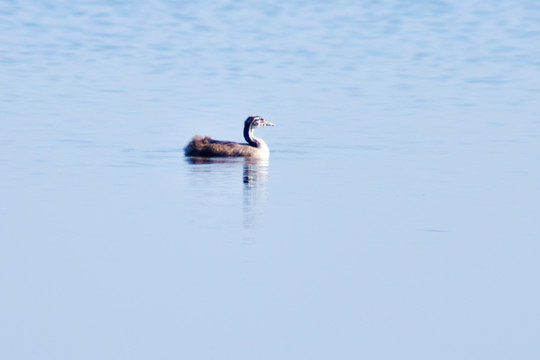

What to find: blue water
left=1, top=1, right=540, bottom=359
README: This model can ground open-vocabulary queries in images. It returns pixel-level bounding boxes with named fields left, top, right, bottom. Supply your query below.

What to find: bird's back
left=184, top=136, right=262, bottom=157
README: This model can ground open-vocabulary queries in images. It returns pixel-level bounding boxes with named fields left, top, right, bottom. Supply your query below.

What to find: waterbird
left=184, top=115, right=274, bottom=158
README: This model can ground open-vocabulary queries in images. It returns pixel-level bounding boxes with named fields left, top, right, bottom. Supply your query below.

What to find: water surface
left=1, top=1, right=540, bottom=359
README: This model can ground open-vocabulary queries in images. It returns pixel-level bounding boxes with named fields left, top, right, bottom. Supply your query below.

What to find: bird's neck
left=244, top=124, right=258, bottom=147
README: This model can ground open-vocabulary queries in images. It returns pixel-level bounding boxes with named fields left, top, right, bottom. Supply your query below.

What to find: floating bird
left=184, top=115, right=274, bottom=158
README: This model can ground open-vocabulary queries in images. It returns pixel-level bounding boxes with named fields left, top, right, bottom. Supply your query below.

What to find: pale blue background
left=1, top=1, right=539, bottom=359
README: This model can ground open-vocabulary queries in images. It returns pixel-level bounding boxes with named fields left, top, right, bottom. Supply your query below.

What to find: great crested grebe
left=184, top=115, right=274, bottom=158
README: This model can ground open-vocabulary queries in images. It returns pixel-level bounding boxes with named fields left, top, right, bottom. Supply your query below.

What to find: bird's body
left=184, top=115, right=274, bottom=159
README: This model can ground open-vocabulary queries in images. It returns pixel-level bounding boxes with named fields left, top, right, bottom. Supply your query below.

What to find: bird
left=184, top=115, right=274, bottom=158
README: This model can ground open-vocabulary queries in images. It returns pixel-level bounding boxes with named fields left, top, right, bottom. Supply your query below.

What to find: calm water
left=1, top=1, right=540, bottom=359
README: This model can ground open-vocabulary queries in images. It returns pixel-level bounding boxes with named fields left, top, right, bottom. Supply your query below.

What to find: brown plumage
left=184, top=115, right=274, bottom=158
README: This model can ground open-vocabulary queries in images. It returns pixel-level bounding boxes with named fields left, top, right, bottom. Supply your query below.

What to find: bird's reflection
left=186, top=157, right=268, bottom=230
left=242, top=159, right=268, bottom=229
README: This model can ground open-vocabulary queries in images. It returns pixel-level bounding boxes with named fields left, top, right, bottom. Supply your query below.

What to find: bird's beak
left=263, top=119, right=274, bottom=126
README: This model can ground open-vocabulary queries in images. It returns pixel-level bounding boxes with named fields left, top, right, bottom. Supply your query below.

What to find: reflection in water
left=186, top=157, right=269, bottom=230
left=242, top=159, right=269, bottom=229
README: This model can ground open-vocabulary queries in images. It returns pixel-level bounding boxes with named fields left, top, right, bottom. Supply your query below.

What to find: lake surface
left=1, top=1, right=540, bottom=359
